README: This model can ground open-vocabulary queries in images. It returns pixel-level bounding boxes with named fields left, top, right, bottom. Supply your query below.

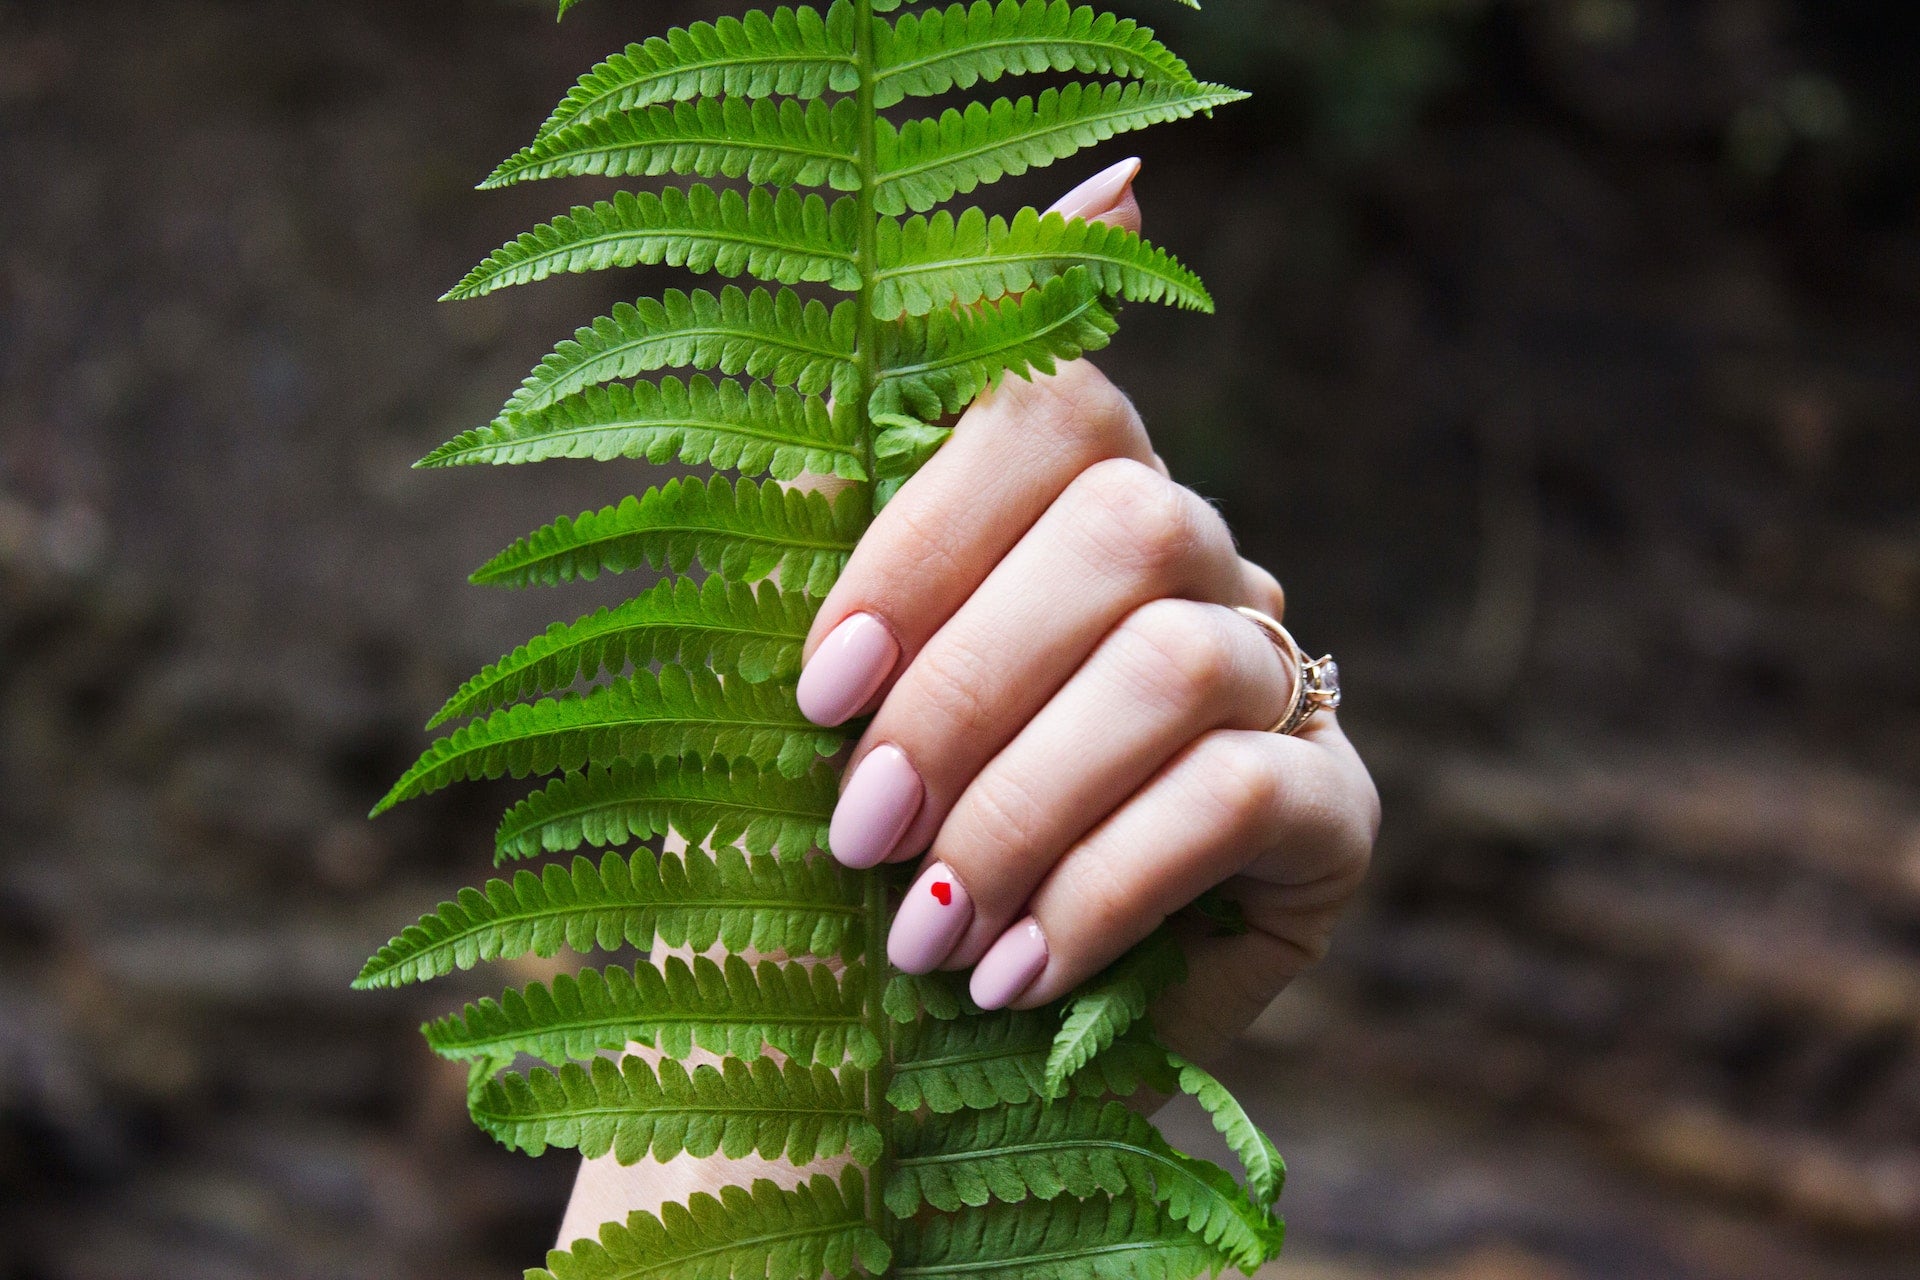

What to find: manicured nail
left=829, top=745, right=922, bottom=869
left=888, top=862, right=974, bottom=974
left=1046, top=156, right=1141, bottom=223
left=797, top=613, right=899, bottom=727
left=969, top=917, right=1049, bottom=1010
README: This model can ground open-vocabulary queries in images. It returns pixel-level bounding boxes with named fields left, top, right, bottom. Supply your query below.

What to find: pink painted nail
left=969, top=917, right=1049, bottom=1010
left=829, top=745, right=923, bottom=869
left=797, top=613, right=899, bottom=727
left=1046, top=156, right=1141, bottom=224
left=888, top=862, right=974, bottom=974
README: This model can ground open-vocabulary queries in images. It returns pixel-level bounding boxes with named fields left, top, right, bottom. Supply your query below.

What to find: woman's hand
left=797, top=162, right=1378, bottom=1043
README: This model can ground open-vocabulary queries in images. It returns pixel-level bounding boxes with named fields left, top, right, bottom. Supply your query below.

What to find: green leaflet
left=473, top=1054, right=882, bottom=1166
left=875, top=205, right=1211, bottom=317
left=875, top=79, right=1248, bottom=213
left=533, top=1170, right=890, bottom=1280
left=430, top=578, right=814, bottom=729
left=535, top=4, right=861, bottom=139
left=890, top=1195, right=1228, bottom=1280
left=425, top=955, right=878, bottom=1069
left=417, top=374, right=865, bottom=481
left=873, top=266, right=1118, bottom=420
left=374, top=664, right=841, bottom=814
left=503, top=287, right=855, bottom=417
left=444, top=186, right=861, bottom=300
left=888, top=1098, right=1282, bottom=1272
left=381, top=3, right=1272, bottom=1277
left=1168, top=1053, right=1286, bottom=1208
left=353, top=848, right=863, bottom=989
left=470, top=475, right=862, bottom=597
left=494, top=756, right=835, bottom=864
left=488, top=95, right=862, bottom=191
left=874, top=0, right=1195, bottom=108
left=1044, top=923, right=1187, bottom=1097
left=888, top=1010, right=1171, bottom=1112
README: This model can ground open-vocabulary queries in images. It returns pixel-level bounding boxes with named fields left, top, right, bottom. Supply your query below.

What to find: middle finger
left=828, top=457, right=1245, bottom=870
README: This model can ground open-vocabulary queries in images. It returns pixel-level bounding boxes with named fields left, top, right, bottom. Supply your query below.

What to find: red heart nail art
left=931, top=881, right=953, bottom=906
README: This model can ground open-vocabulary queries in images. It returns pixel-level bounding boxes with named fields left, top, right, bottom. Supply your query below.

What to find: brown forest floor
left=3, top=1, right=1918, bottom=1277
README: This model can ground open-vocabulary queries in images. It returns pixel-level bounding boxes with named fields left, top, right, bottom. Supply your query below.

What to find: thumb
left=1045, top=156, right=1143, bottom=235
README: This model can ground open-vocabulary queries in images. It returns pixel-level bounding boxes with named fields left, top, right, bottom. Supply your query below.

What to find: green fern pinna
left=359, top=0, right=1287, bottom=1274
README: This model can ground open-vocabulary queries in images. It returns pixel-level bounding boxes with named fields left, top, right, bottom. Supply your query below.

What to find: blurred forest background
left=3, top=0, right=1917, bottom=1277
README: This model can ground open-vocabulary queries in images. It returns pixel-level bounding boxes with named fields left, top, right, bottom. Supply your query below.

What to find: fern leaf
left=875, top=205, right=1210, bottom=317
left=353, top=848, right=862, bottom=989
left=890, top=1194, right=1226, bottom=1280
left=875, top=79, right=1248, bottom=214
left=888, top=1011, right=1168, bottom=1113
left=883, top=968, right=970, bottom=1022
left=473, top=1054, right=881, bottom=1166
left=534, top=4, right=860, bottom=141
left=888, top=1098, right=1281, bottom=1272
left=444, top=186, right=860, bottom=300
left=376, top=665, right=841, bottom=814
left=1044, top=924, right=1186, bottom=1097
left=469, top=476, right=860, bottom=598
left=532, top=1169, right=890, bottom=1280
left=874, top=0, right=1194, bottom=108
left=1168, top=1053, right=1285, bottom=1208
left=495, top=756, right=835, bottom=864
left=486, top=96, right=861, bottom=191
left=503, top=287, right=855, bottom=420
left=430, top=578, right=812, bottom=729
left=872, top=267, right=1115, bottom=420
left=424, top=955, right=878, bottom=1069
left=418, top=373, right=863, bottom=481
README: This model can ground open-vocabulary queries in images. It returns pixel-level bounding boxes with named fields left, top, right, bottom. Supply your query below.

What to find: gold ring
left=1235, top=606, right=1341, bottom=735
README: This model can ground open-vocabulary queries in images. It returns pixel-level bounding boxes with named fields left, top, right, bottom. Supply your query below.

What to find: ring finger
left=884, top=598, right=1293, bottom=978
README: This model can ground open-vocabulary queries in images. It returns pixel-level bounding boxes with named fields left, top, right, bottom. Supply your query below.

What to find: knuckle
left=1194, top=737, right=1282, bottom=835
left=948, top=771, right=1047, bottom=883
left=901, top=639, right=998, bottom=737
left=1114, top=601, right=1241, bottom=710
left=1064, top=458, right=1207, bottom=580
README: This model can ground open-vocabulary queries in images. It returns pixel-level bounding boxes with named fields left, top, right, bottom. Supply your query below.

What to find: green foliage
left=495, top=755, right=836, bottom=863
left=533, top=1170, right=890, bottom=1280
left=366, top=0, right=1286, bottom=1275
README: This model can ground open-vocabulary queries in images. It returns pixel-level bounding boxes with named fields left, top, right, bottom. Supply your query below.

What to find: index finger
left=794, top=160, right=1157, bottom=726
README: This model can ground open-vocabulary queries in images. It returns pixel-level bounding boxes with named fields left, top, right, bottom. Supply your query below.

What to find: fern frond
left=874, top=0, right=1194, bottom=108
left=495, top=756, right=835, bottom=863
left=1044, top=924, right=1186, bottom=1097
left=874, top=205, right=1210, bottom=317
left=883, top=968, right=971, bottom=1022
left=534, top=4, right=860, bottom=140
left=353, top=849, right=861, bottom=989
left=1168, top=1053, right=1285, bottom=1208
left=890, top=1194, right=1227, bottom=1280
left=875, top=79, right=1248, bottom=214
left=487, top=96, right=862, bottom=191
left=430, top=578, right=812, bottom=729
left=888, top=1098, right=1281, bottom=1271
left=444, top=186, right=860, bottom=300
left=872, top=266, right=1116, bottom=420
left=888, top=1010, right=1168, bottom=1113
left=376, top=665, right=840, bottom=814
left=473, top=1054, right=882, bottom=1165
left=425, top=955, right=877, bottom=1068
left=503, top=287, right=855, bottom=420
left=531, top=1169, right=890, bottom=1280
left=470, top=476, right=860, bottom=597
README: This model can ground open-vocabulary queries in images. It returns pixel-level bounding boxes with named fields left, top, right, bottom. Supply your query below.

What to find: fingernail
left=969, top=916, right=1049, bottom=1010
left=888, top=862, right=974, bottom=974
left=829, top=745, right=922, bottom=869
left=797, top=613, right=899, bottom=727
left=1046, top=156, right=1142, bottom=224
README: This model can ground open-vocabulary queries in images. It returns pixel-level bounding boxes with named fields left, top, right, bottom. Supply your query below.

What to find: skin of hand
left=556, top=159, right=1379, bottom=1243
